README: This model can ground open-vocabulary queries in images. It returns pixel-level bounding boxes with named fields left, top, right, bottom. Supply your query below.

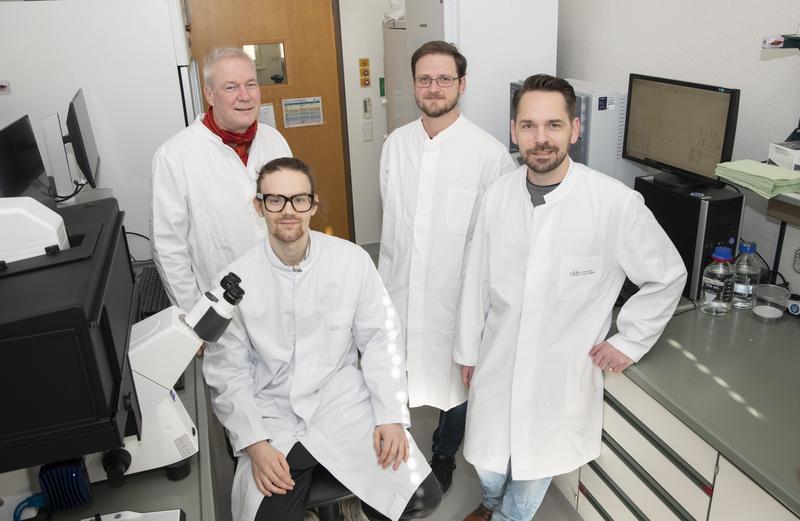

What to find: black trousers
left=254, top=443, right=442, bottom=521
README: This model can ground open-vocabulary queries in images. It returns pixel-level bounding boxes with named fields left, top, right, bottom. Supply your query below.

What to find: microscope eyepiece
left=223, top=285, right=245, bottom=305
left=220, top=272, right=242, bottom=290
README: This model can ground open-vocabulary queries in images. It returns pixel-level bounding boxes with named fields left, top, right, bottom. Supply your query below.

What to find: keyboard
left=138, top=266, right=172, bottom=319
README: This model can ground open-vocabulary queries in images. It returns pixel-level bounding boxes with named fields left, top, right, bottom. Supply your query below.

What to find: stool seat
left=306, top=465, right=355, bottom=521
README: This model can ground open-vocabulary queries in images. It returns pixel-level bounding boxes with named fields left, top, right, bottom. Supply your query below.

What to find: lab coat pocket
left=322, top=309, right=355, bottom=360
left=445, top=188, right=477, bottom=234
left=558, top=255, right=604, bottom=301
left=566, top=354, right=603, bottom=414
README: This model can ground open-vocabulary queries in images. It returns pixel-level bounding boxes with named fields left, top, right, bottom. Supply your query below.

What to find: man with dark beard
left=378, top=41, right=515, bottom=495
left=454, top=74, right=685, bottom=521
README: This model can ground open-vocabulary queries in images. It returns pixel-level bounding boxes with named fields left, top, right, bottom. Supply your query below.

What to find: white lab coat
left=378, top=114, right=516, bottom=411
left=203, top=232, right=430, bottom=521
left=150, top=115, right=291, bottom=311
left=454, top=161, right=686, bottom=479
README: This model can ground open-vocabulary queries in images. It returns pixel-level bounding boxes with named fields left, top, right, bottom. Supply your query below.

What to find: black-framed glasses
left=414, top=75, right=460, bottom=88
left=256, top=192, right=315, bottom=213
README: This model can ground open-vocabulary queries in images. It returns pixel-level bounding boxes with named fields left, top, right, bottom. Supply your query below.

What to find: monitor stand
left=652, top=172, right=718, bottom=190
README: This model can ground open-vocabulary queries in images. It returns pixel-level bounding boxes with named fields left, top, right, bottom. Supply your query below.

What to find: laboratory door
left=186, top=0, right=353, bottom=239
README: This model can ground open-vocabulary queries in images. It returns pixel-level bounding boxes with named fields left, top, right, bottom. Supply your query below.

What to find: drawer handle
left=588, top=461, right=649, bottom=521
left=603, top=432, right=697, bottom=521
left=605, top=392, right=714, bottom=497
left=579, top=482, right=615, bottom=521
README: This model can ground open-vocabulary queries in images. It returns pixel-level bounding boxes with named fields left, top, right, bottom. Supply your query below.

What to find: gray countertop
left=624, top=308, right=800, bottom=516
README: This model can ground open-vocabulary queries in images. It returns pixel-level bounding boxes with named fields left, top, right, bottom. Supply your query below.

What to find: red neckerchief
left=202, top=106, right=258, bottom=166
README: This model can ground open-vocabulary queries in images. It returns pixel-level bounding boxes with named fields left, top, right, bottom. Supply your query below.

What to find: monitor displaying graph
left=623, top=74, right=739, bottom=182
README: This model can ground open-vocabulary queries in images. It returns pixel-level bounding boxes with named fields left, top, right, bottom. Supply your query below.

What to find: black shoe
left=430, top=454, right=456, bottom=494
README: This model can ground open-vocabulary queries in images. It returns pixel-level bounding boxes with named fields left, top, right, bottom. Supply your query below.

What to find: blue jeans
left=431, top=401, right=467, bottom=457
left=476, top=463, right=552, bottom=521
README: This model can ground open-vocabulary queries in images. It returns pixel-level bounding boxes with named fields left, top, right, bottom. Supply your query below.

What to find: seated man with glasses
left=203, top=157, right=442, bottom=521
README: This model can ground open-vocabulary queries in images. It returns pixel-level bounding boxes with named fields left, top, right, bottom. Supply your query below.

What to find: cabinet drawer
left=708, top=458, right=799, bottom=521
left=553, top=468, right=580, bottom=509
left=603, top=401, right=711, bottom=521
left=578, top=484, right=612, bottom=521
left=596, top=437, right=685, bottom=521
left=605, top=373, right=717, bottom=482
left=580, top=463, right=639, bottom=521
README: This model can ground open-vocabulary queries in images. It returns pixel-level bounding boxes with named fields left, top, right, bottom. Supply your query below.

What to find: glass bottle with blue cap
left=732, top=241, right=761, bottom=310
left=701, top=246, right=734, bottom=316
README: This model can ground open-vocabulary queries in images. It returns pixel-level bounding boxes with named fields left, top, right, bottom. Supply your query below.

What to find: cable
left=54, top=180, right=88, bottom=202
left=752, top=250, right=789, bottom=286
left=12, top=499, right=30, bottom=521
left=125, top=231, right=151, bottom=241
left=125, top=231, right=152, bottom=263
left=13, top=493, right=45, bottom=521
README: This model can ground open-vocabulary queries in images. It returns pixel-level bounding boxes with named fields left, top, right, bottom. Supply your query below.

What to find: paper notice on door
left=282, top=96, right=324, bottom=128
left=259, top=103, right=277, bottom=128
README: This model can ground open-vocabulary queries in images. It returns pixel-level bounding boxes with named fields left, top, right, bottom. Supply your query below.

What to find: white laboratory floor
left=407, top=406, right=583, bottom=521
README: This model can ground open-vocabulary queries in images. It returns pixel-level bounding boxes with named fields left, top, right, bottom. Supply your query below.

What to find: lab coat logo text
left=569, top=269, right=596, bottom=277
left=330, top=323, right=350, bottom=331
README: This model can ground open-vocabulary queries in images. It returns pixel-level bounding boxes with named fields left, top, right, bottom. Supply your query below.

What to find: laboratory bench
left=555, top=307, right=800, bottom=520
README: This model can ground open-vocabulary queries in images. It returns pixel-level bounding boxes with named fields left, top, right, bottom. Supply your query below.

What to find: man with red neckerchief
left=151, top=47, right=291, bottom=340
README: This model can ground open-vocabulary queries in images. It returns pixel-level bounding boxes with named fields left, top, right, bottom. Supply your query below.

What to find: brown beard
left=417, top=95, right=458, bottom=118
left=523, top=147, right=568, bottom=174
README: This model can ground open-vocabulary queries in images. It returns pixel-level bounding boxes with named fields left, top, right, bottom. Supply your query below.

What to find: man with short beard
left=378, top=41, right=516, bottom=494
left=454, top=74, right=686, bottom=521
left=203, top=157, right=442, bottom=521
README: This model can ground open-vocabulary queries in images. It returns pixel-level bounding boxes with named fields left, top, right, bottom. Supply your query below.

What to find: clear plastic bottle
left=732, top=242, right=761, bottom=310
left=701, top=246, right=734, bottom=316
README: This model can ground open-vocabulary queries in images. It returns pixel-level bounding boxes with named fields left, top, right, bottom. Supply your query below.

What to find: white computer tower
left=568, top=79, right=648, bottom=187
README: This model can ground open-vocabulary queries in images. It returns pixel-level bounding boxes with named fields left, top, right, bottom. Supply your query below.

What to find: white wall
left=341, top=0, right=559, bottom=244
left=340, top=0, right=389, bottom=245
left=0, top=0, right=186, bottom=261
left=446, top=0, right=558, bottom=146
left=558, top=0, right=800, bottom=288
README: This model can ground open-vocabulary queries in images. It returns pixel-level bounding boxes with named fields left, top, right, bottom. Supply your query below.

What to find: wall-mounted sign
left=282, top=96, right=323, bottom=128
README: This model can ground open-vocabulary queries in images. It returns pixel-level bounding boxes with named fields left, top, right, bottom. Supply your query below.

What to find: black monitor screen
left=623, top=74, right=739, bottom=183
left=0, top=115, right=54, bottom=207
left=66, top=89, right=100, bottom=188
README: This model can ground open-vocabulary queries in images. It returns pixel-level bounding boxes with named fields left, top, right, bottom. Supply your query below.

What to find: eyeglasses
left=414, top=75, right=460, bottom=88
left=256, top=192, right=315, bottom=213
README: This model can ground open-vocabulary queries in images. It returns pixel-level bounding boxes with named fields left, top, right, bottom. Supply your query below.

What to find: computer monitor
left=622, top=74, right=739, bottom=187
left=65, top=89, right=100, bottom=188
left=0, top=115, right=56, bottom=209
